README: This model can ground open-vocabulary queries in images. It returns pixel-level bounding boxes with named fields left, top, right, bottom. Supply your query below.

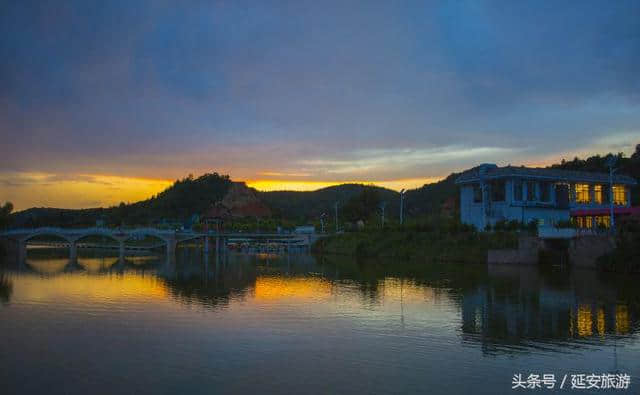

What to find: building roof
left=455, top=164, right=637, bottom=185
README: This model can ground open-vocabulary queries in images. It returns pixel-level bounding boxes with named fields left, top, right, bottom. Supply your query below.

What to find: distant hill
left=259, top=184, right=400, bottom=222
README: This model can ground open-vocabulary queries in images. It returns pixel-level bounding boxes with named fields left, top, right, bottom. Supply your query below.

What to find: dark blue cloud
left=0, top=0, right=638, bottom=180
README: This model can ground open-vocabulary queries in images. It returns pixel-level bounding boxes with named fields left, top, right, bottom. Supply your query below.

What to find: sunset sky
left=1, top=1, right=639, bottom=210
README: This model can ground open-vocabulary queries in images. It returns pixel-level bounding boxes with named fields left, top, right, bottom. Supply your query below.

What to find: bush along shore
left=312, top=218, right=525, bottom=263
left=597, top=217, right=640, bottom=273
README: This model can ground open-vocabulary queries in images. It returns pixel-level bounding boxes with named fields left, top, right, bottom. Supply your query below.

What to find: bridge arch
left=175, top=234, right=207, bottom=246
left=72, top=232, right=123, bottom=245
left=123, top=233, right=167, bottom=245
left=123, top=228, right=172, bottom=245
left=21, top=231, right=73, bottom=244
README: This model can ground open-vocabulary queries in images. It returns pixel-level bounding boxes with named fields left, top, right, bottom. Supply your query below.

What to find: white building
left=455, top=164, right=637, bottom=230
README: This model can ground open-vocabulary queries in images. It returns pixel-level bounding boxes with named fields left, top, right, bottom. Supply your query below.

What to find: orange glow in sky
left=0, top=172, right=173, bottom=211
left=245, top=177, right=442, bottom=192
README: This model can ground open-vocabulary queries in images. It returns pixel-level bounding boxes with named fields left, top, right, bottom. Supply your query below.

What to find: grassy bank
left=312, top=229, right=519, bottom=263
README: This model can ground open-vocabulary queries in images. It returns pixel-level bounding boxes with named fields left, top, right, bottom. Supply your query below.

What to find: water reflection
left=3, top=247, right=639, bottom=355
left=0, top=272, right=12, bottom=304
left=159, top=256, right=255, bottom=309
left=459, top=264, right=639, bottom=355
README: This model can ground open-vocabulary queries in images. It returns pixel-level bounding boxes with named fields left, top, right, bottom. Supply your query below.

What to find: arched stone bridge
left=0, top=227, right=315, bottom=261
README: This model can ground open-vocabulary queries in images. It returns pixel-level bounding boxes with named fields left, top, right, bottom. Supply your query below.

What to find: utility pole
left=399, top=189, right=406, bottom=226
left=379, top=201, right=387, bottom=228
left=334, top=202, right=339, bottom=233
left=606, top=156, right=617, bottom=233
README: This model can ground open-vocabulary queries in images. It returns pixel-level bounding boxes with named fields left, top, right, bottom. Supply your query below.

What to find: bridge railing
left=1, top=227, right=316, bottom=239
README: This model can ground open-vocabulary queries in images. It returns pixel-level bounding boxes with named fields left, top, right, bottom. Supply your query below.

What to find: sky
left=0, top=0, right=639, bottom=210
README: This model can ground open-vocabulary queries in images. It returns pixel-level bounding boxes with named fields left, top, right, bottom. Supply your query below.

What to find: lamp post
left=399, top=189, right=406, bottom=226
left=334, top=202, right=339, bottom=233
left=606, top=156, right=617, bottom=233
left=379, top=201, right=387, bottom=228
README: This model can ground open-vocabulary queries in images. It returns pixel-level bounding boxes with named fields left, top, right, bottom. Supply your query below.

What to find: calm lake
left=1, top=248, right=639, bottom=394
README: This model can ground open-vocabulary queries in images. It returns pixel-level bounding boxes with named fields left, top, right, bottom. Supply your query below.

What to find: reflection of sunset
left=26, top=259, right=70, bottom=274
left=78, top=258, right=120, bottom=273
left=253, top=276, right=332, bottom=301
left=11, top=272, right=168, bottom=304
left=379, top=278, right=439, bottom=302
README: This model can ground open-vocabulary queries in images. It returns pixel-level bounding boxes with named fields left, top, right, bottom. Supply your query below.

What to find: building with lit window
left=455, top=164, right=637, bottom=230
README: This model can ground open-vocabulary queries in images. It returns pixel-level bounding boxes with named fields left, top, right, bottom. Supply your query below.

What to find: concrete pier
left=119, top=241, right=125, bottom=261
left=69, top=242, right=77, bottom=261
left=166, top=239, right=177, bottom=257
left=18, top=240, right=27, bottom=263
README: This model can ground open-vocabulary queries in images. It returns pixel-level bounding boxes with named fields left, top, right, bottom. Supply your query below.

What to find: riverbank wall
left=487, top=235, right=615, bottom=268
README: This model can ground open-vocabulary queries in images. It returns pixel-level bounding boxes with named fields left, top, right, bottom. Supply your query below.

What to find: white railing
left=537, top=227, right=576, bottom=239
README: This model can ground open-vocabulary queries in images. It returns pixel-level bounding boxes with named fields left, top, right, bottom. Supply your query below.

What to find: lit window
left=593, top=185, right=603, bottom=204
left=473, top=184, right=482, bottom=203
left=613, top=185, right=627, bottom=205
left=575, top=184, right=590, bottom=203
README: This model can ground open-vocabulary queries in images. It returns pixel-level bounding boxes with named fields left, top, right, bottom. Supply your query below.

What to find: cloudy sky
left=1, top=0, right=639, bottom=210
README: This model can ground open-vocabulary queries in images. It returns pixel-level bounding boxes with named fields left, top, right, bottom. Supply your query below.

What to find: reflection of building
left=456, top=164, right=637, bottom=230
left=460, top=267, right=638, bottom=354
left=0, top=273, right=12, bottom=304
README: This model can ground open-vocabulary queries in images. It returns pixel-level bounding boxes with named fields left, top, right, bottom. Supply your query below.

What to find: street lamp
left=334, top=201, right=339, bottom=233
left=379, top=201, right=387, bottom=228
left=399, top=189, right=406, bottom=226
left=606, top=156, right=617, bottom=233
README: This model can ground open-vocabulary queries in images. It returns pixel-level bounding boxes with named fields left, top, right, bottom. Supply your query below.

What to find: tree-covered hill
left=10, top=173, right=232, bottom=228
left=259, top=184, right=400, bottom=222
left=404, top=173, right=460, bottom=218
